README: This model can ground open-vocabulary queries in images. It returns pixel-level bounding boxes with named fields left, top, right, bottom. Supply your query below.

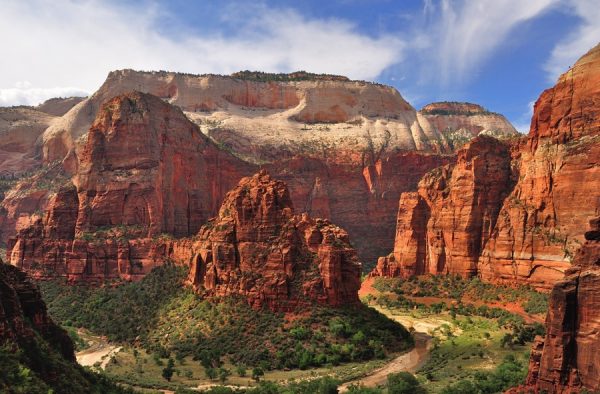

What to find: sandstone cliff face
left=1, top=69, right=516, bottom=268
left=371, top=136, right=514, bottom=278
left=267, top=152, right=451, bottom=268
left=0, top=106, right=53, bottom=175
left=41, top=69, right=449, bottom=169
left=0, top=100, right=86, bottom=244
left=187, top=170, right=362, bottom=311
left=74, top=91, right=251, bottom=237
left=520, top=217, right=600, bottom=393
left=9, top=92, right=252, bottom=281
left=419, top=102, right=518, bottom=150
left=7, top=90, right=448, bottom=280
left=478, top=43, right=600, bottom=289
left=371, top=44, right=600, bottom=290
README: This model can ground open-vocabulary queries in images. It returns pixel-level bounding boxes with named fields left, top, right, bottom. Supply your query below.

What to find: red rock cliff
left=478, top=43, right=600, bottom=289
left=9, top=92, right=253, bottom=281
left=371, top=135, right=514, bottom=278
left=518, top=217, right=600, bottom=393
left=371, top=43, right=600, bottom=290
left=187, top=170, right=362, bottom=311
left=0, top=261, right=74, bottom=363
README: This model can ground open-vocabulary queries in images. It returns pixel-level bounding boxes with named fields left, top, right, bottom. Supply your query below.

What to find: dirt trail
left=338, top=308, right=448, bottom=392
left=339, top=332, right=432, bottom=392
left=75, top=331, right=121, bottom=370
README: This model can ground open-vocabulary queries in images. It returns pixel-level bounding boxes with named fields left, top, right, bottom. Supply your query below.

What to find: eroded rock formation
left=371, top=43, right=600, bottom=290
left=371, top=135, right=514, bottom=278
left=478, top=43, right=600, bottom=288
left=187, top=170, right=362, bottom=311
left=518, top=216, right=600, bottom=393
left=9, top=91, right=252, bottom=281
left=419, top=101, right=518, bottom=150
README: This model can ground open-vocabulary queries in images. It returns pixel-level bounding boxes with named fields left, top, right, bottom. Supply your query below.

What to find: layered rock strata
left=187, top=170, right=362, bottom=311
left=478, top=43, right=600, bottom=288
left=519, top=217, right=600, bottom=393
left=41, top=70, right=448, bottom=169
left=371, top=43, right=600, bottom=289
left=9, top=91, right=252, bottom=281
left=371, top=135, right=514, bottom=278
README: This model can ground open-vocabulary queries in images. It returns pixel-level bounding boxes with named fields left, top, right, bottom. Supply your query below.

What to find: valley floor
left=339, top=331, right=432, bottom=391
left=76, top=329, right=122, bottom=370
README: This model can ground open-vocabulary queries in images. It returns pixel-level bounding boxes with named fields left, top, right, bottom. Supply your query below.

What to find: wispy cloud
left=512, top=100, right=537, bottom=133
left=1, top=0, right=596, bottom=110
left=415, top=0, right=559, bottom=86
left=544, top=0, right=600, bottom=80
left=0, top=0, right=404, bottom=106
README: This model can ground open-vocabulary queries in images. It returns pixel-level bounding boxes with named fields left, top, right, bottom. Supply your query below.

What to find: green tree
left=252, top=367, right=264, bottom=382
left=205, top=367, right=217, bottom=380
left=387, top=372, right=425, bottom=394
left=236, top=364, right=247, bottom=377
left=218, top=367, right=231, bottom=383
left=162, top=358, right=175, bottom=381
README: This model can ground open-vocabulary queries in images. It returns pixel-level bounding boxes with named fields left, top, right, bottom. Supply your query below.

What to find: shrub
left=387, top=372, right=426, bottom=394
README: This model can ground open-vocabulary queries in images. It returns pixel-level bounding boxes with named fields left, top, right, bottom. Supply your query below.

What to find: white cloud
left=0, top=0, right=403, bottom=106
left=0, top=85, right=88, bottom=107
left=544, top=0, right=600, bottom=80
left=422, top=0, right=560, bottom=86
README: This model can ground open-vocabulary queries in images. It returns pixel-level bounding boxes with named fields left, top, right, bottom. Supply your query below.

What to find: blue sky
left=1, top=0, right=599, bottom=132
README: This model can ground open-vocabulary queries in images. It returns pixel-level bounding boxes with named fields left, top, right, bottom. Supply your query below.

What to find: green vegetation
left=63, top=325, right=90, bottom=351
left=40, top=265, right=412, bottom=375
left=441, top=128, right=474, bottom=150
left=372, top=275, right=549, bottom=315
left=76, top=224, right=146, bottom=242
left=418, top=314, right=533, bottom=390
left=104, top=345, right=389, bottom=390
left=363, top=273, right=546, bottom=393
left=11, top=160, right=71, bottom=197
left=230, top=70, right=350, bottom=82
left=0, top=337, right=130, bottom=394
left=439, top=354, right=527, bottom=394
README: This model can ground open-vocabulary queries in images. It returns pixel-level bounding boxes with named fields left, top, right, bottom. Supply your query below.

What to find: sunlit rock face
left=187, top=170, right=362, bottom=312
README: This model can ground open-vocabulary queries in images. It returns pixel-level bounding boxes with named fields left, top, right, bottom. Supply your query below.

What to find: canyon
left=0, top=70, right=514, bottom=272
left=0, top=38, right=597, bottom=394
left=370, top=43, right=600, bottom=291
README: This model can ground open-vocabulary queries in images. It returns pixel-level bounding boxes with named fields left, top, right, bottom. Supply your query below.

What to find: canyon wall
left=478, top=43, right=600, bottom=288
left=371, top=43, right=600, bottom=290
left=40, top=69, right=447, bottom=168
left=9, top=91, right=252, bottom=281
left=419, top=101, right=518, bottom=150
left=371, top=135, right=515, bottom=278
left=518, top=217, right=600, bottom=393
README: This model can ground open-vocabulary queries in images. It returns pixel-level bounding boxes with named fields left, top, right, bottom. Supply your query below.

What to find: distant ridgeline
left=420, top=102, right=500, bottom=117
left=230, top=70, right=351, bottom=82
